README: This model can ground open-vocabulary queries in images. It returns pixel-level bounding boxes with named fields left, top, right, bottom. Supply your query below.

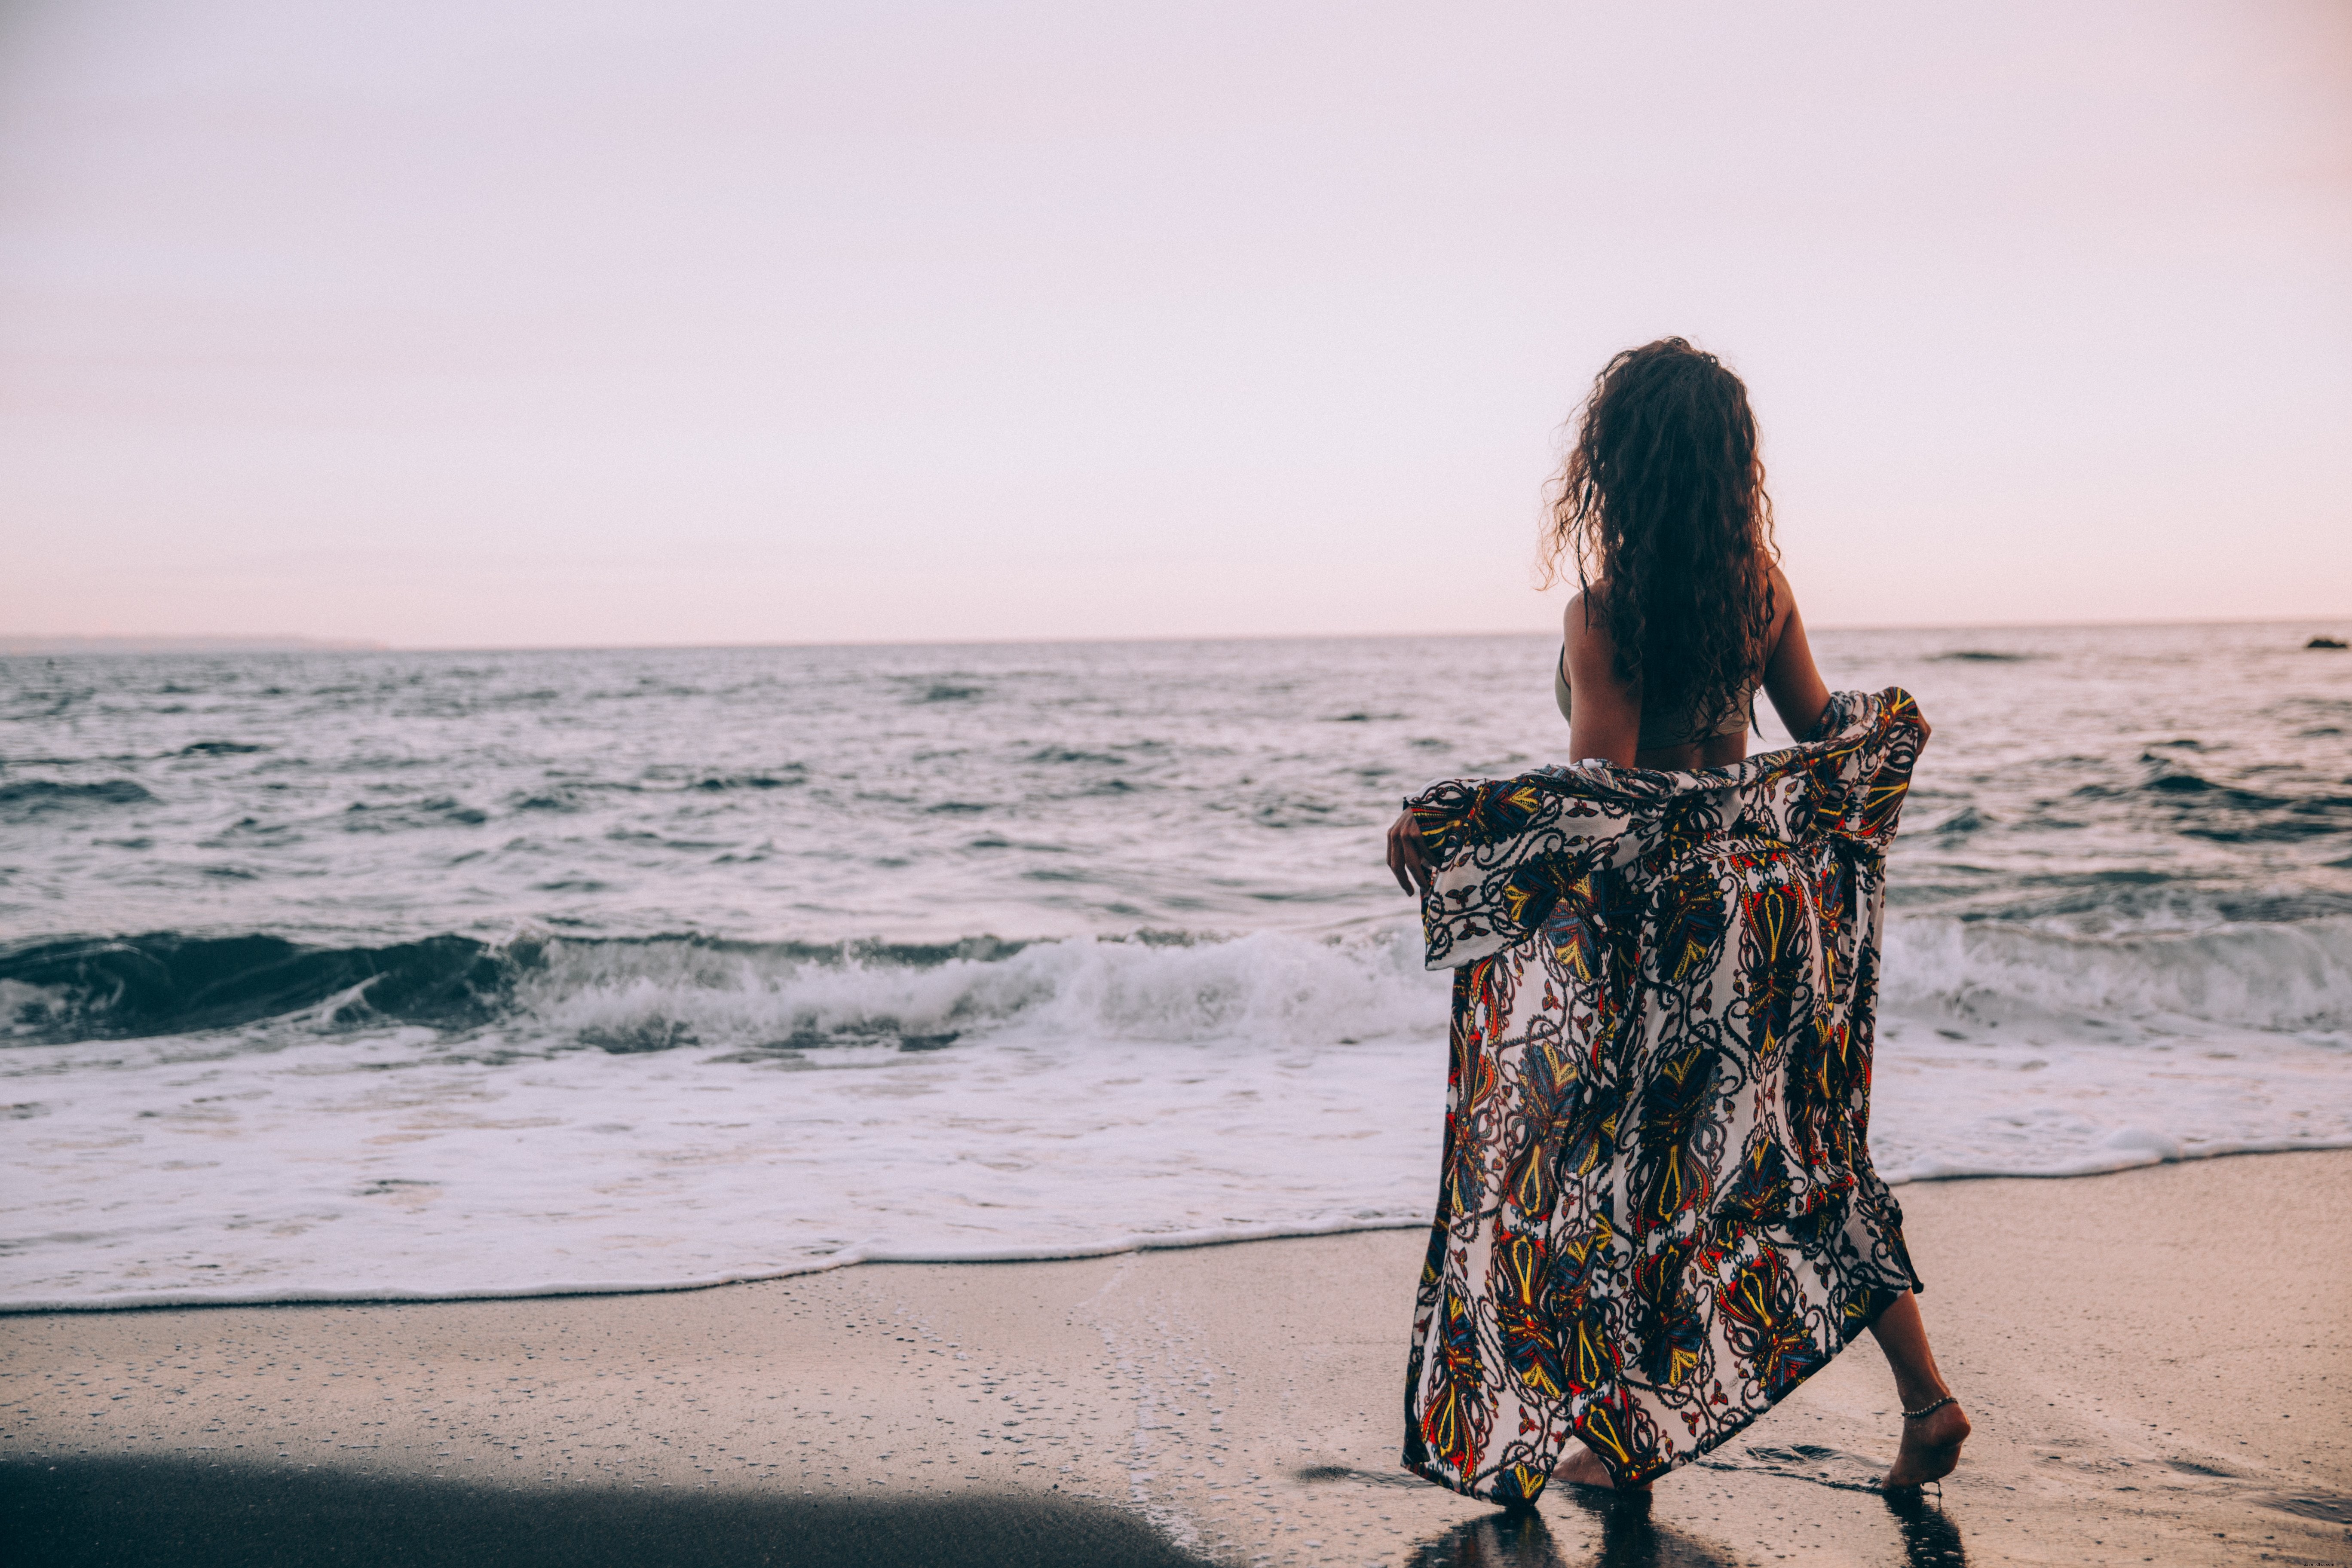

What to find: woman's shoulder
left=1766, top=563, right=1799, bottom=630
left=1563, top=581, right=1614, bottom=631
left=1562, top=586, right=1629, bottom=692
left=1562, top=585, right=1613, bottom=652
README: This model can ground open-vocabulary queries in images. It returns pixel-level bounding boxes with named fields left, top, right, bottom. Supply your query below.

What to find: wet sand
left=5, top=1151, right=2348, bottom=1567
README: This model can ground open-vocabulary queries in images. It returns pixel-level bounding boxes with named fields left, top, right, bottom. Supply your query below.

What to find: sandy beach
left=6, top=1151, right=2348, bottom=1567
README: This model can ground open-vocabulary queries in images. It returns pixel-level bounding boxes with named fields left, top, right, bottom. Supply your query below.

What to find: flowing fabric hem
left=1398, top=1279, right=1914, bottom=1502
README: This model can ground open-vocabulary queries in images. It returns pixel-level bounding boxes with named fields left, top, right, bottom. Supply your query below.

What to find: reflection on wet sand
left=1403, top=1491, right=1736, bottom=1568
left=1404, top=1485, right=1969, bottom=1568
left=1883, top=1488, right=1969, bottom=1567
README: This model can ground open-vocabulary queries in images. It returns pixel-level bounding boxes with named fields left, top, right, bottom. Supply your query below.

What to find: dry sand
left=6, top=1151, right=2349, bottom=1567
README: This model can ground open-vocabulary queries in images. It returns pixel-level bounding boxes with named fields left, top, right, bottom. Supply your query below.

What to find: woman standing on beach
left=1385, top=340, right=1969, bottom=1502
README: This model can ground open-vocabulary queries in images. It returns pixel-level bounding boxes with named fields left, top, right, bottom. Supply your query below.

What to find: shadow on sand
left=1, top=1455, right=1210, bottom=1568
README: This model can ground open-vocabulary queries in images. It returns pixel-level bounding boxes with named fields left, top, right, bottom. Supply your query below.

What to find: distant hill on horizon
left=0, top=634, right=390, bottom=655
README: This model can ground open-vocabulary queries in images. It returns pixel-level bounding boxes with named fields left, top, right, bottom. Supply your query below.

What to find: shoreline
left=0, top=1214, right=1438, bottom=1317
left=10, top=1143, right=2350, bottom=1317
left=6, top=1151, right=2349, bottom=1566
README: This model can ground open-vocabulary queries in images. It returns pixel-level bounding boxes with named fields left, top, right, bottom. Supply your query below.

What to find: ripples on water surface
left=3, top=625, right=2348, bottom=1306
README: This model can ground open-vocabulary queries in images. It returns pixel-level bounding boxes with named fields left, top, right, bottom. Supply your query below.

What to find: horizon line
left=3, top=614, right=2346, bottom=658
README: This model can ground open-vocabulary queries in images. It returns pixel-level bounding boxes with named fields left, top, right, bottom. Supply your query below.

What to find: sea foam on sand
left=6, top=920, right=2348, bottom=1311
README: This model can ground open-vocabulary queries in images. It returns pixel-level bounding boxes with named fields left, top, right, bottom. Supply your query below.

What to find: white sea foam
left=6, top=920, right=2349, bottom=1311
left=0, top=968, right=1447, bottom=1311
left=521, top=924, right=1446, bottom=1054
left=1882, top=914, right=2352, bottom=1034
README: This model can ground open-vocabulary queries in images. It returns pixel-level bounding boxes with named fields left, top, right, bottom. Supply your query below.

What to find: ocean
left=4, top=625, right=2349, bottom=1310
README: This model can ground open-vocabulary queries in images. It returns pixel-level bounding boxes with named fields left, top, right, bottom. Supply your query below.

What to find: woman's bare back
left=1562, top=565, right=1832, bottom=770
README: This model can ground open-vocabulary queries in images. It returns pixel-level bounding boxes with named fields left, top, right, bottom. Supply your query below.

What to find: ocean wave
left=6, top=916, right=2350, bottom=1312
left=0, top=932, right=508, bottom=1042
left=0, top=925, right=1445, bottom=1052
left=9, top=908, right=2350, bottom=1051
left=2134, top=756, right=2352, bottom=844
left=0, top=779, right=155, bottom=819
left=1881, top=914, right=2352, bottom=1032
left=533, top=926, right=1441, bottom=1055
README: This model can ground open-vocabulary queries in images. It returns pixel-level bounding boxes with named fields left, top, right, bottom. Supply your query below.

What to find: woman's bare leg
left=1869, top=1290, right=1970, bottom=1488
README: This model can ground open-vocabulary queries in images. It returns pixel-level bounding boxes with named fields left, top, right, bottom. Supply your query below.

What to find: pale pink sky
left=2, top=1, right=2346, bottom=647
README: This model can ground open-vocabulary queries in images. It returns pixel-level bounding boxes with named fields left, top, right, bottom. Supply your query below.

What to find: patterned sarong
left=1400, top=688, right=1929, bottom=1501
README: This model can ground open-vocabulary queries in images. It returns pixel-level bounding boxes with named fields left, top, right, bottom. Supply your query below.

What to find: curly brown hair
left=1540, top=338, right=1779, bottom=738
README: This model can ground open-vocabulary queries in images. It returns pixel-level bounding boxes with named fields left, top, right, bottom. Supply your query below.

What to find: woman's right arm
left=1761, top=567, right=1833, bottom=741
left=1392, top=591, right=1636, bottom=894
left=1563, top=590, right=1642, bottom=767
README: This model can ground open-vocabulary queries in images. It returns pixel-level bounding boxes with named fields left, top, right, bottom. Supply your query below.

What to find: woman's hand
left=1387, top=810, right=1432, bottom=896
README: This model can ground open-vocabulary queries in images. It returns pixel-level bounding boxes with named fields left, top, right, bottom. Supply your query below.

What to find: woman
left=1385, top=339, right=1966, bottom=1501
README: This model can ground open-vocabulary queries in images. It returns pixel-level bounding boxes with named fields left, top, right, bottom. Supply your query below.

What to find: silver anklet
left=1901, top=1395, right=1957, bottom=1421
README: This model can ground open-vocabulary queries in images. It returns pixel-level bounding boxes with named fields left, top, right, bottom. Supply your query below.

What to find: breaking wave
left=1882, top=915, right=2352, bottom=1034
left=9, top=910, right=2349, bottom=1055
left=0, top=925, right=1447, bottom=1054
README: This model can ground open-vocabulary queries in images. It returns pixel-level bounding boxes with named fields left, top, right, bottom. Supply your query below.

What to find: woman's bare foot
left=1881, top=1398, right=1970, bottom=1490
left=1552, top=1441, right=1651, bottom=1491
left=1868, top=1294, right=1968, bottom=1490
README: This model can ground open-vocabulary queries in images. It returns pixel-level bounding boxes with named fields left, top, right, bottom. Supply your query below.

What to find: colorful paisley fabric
left=1399, top=688, right=1929, bottom=1502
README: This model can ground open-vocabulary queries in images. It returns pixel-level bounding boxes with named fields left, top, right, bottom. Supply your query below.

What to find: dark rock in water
left=2307, top=635, right=2348, bottom=649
